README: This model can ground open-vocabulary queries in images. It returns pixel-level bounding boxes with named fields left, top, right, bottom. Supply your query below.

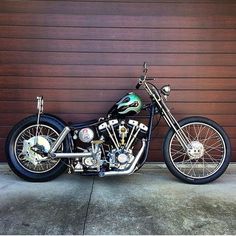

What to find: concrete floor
left=0, top=164, right=235, bottom=235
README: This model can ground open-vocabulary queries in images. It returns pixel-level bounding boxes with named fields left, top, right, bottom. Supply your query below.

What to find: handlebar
left=136, top=75, right=155, bottom=89
left=135, top=62, right=156, bottom=89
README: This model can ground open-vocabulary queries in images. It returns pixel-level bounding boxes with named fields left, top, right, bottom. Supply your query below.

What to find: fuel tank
left=107, top=92, right=143, bottom=118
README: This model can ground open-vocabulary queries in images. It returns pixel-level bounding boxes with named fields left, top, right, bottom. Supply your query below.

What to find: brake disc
left=22, top=136, right=51, bottom=165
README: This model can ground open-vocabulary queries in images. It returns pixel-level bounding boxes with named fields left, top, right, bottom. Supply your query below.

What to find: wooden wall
left=0, top=0, right=236, bottom=161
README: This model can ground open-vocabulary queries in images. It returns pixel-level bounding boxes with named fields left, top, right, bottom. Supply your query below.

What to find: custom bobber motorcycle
left=5, top=63, right=231, bottom=184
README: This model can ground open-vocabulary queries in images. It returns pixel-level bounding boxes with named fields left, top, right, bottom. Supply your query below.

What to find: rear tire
left=163, top=116, right=231, bottom=184
left=5, top=115, right=70, bottom=182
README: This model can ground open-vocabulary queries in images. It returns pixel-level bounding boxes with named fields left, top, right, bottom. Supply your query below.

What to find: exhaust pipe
left=50, top=152, right=92, bottom=159
left=99, top=139, right=146, bottom=177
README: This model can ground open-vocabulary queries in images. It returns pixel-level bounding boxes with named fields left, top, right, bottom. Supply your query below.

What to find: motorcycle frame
left=48, top=77, right=192, bottom=166
left=48, top=96, right=189, bottom=165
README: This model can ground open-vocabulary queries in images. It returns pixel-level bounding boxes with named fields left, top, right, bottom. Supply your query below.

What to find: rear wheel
left=5, top=115, right=69, bottom=182
left=163, top=117, right=231, bottom=184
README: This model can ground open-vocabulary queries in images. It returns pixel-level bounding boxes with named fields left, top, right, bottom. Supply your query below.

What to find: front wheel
left=163, top=116, right=231, bottom=184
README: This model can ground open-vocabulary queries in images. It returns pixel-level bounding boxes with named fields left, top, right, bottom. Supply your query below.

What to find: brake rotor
left=22, top=136, right=51, bottom=165
left=187, top=141, right=205, bottom=160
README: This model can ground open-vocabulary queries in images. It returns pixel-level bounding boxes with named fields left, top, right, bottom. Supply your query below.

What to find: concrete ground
left=0, top=164, right=235, bottom=235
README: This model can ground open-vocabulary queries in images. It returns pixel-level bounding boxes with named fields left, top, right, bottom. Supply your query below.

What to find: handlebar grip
left=136, top=83, right=141, bottom=89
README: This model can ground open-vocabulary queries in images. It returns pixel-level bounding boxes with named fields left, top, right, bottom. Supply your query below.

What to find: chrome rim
left=169, top=122, right=226, bottom=179
left=14, top=124, right=62, bottom=173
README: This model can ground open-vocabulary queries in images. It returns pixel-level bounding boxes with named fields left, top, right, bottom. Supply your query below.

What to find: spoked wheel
left=5, top=115, right=69, bottom=182
left=15, top=124, right=61, bottom=173
left=163, top=117, right=231, bottom=184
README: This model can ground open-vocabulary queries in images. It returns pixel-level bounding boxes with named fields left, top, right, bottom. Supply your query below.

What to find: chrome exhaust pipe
left=50, top=152, right=92, bottom=159
left=99, top=139, right=146, bottom=177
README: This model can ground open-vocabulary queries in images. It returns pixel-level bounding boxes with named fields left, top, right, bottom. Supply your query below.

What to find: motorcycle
left=5, top=63, right=231, bottom=184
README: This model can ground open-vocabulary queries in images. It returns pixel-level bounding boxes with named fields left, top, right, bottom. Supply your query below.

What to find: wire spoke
left=14, top=124, right=62, bottom=173
left=169, top=121, right=226, bottom=179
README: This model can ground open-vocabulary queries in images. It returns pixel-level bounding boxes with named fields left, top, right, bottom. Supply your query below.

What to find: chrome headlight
left=161, top=85, right=171, bottom=96
left=161, top=85, right=171, bottom=99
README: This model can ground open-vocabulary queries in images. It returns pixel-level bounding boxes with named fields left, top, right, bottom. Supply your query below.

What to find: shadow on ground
left=0, top=166, right=235, bottom=235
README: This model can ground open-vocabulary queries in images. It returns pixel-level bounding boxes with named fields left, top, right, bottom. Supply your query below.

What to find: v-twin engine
left=98, top=119, right=148, bottom=150
left=72, top=119, right=148, bottom=176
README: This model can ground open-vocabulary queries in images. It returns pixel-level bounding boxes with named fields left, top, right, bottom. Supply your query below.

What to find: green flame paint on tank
left=116, top=92, right=143, bottom=115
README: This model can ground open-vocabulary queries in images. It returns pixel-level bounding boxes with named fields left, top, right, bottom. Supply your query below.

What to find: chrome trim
left=49, top=126, right=71, bottom=154
left=51, top=152, right=92, bottom=159
left=100, top=139, right=146, bottom=177
left=125, top=127, right=141, bottom=150
left=105, top=126, right=119, bottom=149
left=125, top=125, right=136, bottom=149
left=143, top=81, right=191, bottom=150
left=109, top=122, right=120, bottom=148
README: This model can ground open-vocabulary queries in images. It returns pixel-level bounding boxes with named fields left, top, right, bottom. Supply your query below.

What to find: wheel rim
left=14, top=124, right=62, bottom=173
left=169, top=122, right=226, bottom=179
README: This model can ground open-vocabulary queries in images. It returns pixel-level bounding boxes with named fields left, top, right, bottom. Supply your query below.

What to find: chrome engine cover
left=78, top=128, right=94, bottom=143
left=81, top=146, right=102, bottom=170
left=72, top=118, right=147, bottom=173
left=108, top=148, right=135, bottom=170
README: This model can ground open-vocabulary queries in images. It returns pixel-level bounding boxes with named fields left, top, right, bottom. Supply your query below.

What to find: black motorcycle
left=5, top=63, right=231, bottom=184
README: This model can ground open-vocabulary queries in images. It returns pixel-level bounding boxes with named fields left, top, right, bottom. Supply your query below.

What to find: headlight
left=161, top=85, right=171, bottom=96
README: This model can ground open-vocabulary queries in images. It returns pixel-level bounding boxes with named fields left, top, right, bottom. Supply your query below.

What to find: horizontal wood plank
left=1, top=52, right=236, bottom=66
left=1, top=13, right=236, bottom=28
left=0, top=77, right=235, bottom=90
left=1, top=39, right=236, bottom=53
left=1, top=65, right=236, bottom=78
left=1, top=2, right=236, bottom=16
left=1, top=26, right=236, bottom=41
left=0, top=89, right=235, bottom=103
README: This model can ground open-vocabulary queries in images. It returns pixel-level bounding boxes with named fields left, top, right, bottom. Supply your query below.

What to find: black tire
left=5, top=114, right=70, bottom=182
left=163, top=116, right=231, bottom=184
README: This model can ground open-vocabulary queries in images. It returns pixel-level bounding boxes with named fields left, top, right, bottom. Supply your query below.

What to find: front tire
left=163, top=116, right=231, bottom=184
left=5, top=115, right=70, bottom=182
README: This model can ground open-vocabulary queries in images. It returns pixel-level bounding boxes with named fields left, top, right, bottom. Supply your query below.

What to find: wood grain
left=0, top=89, right=236, bottom=103
left=0, top=77, right=235, bottom=90
left=1, top=39, right=236, bottom=53
left=1, top=13, right=236, bottom=28
left=0, top=1, right=235, bottom=16
left=1, top=65, right=236, bottom=78
left=1, top=26, right=236, bottom=41
left=1, top=52, right=236, bottom=66
left=0, top=1, right=235, bottom=162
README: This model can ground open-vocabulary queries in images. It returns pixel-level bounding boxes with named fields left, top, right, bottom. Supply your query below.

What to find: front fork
left=161, top=102, right=191, bottom=151
left=144, top=84, right=191, bottom=151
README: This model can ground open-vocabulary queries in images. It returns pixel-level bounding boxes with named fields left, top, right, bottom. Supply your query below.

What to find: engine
left=71, top=119, right=148, bottom=173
